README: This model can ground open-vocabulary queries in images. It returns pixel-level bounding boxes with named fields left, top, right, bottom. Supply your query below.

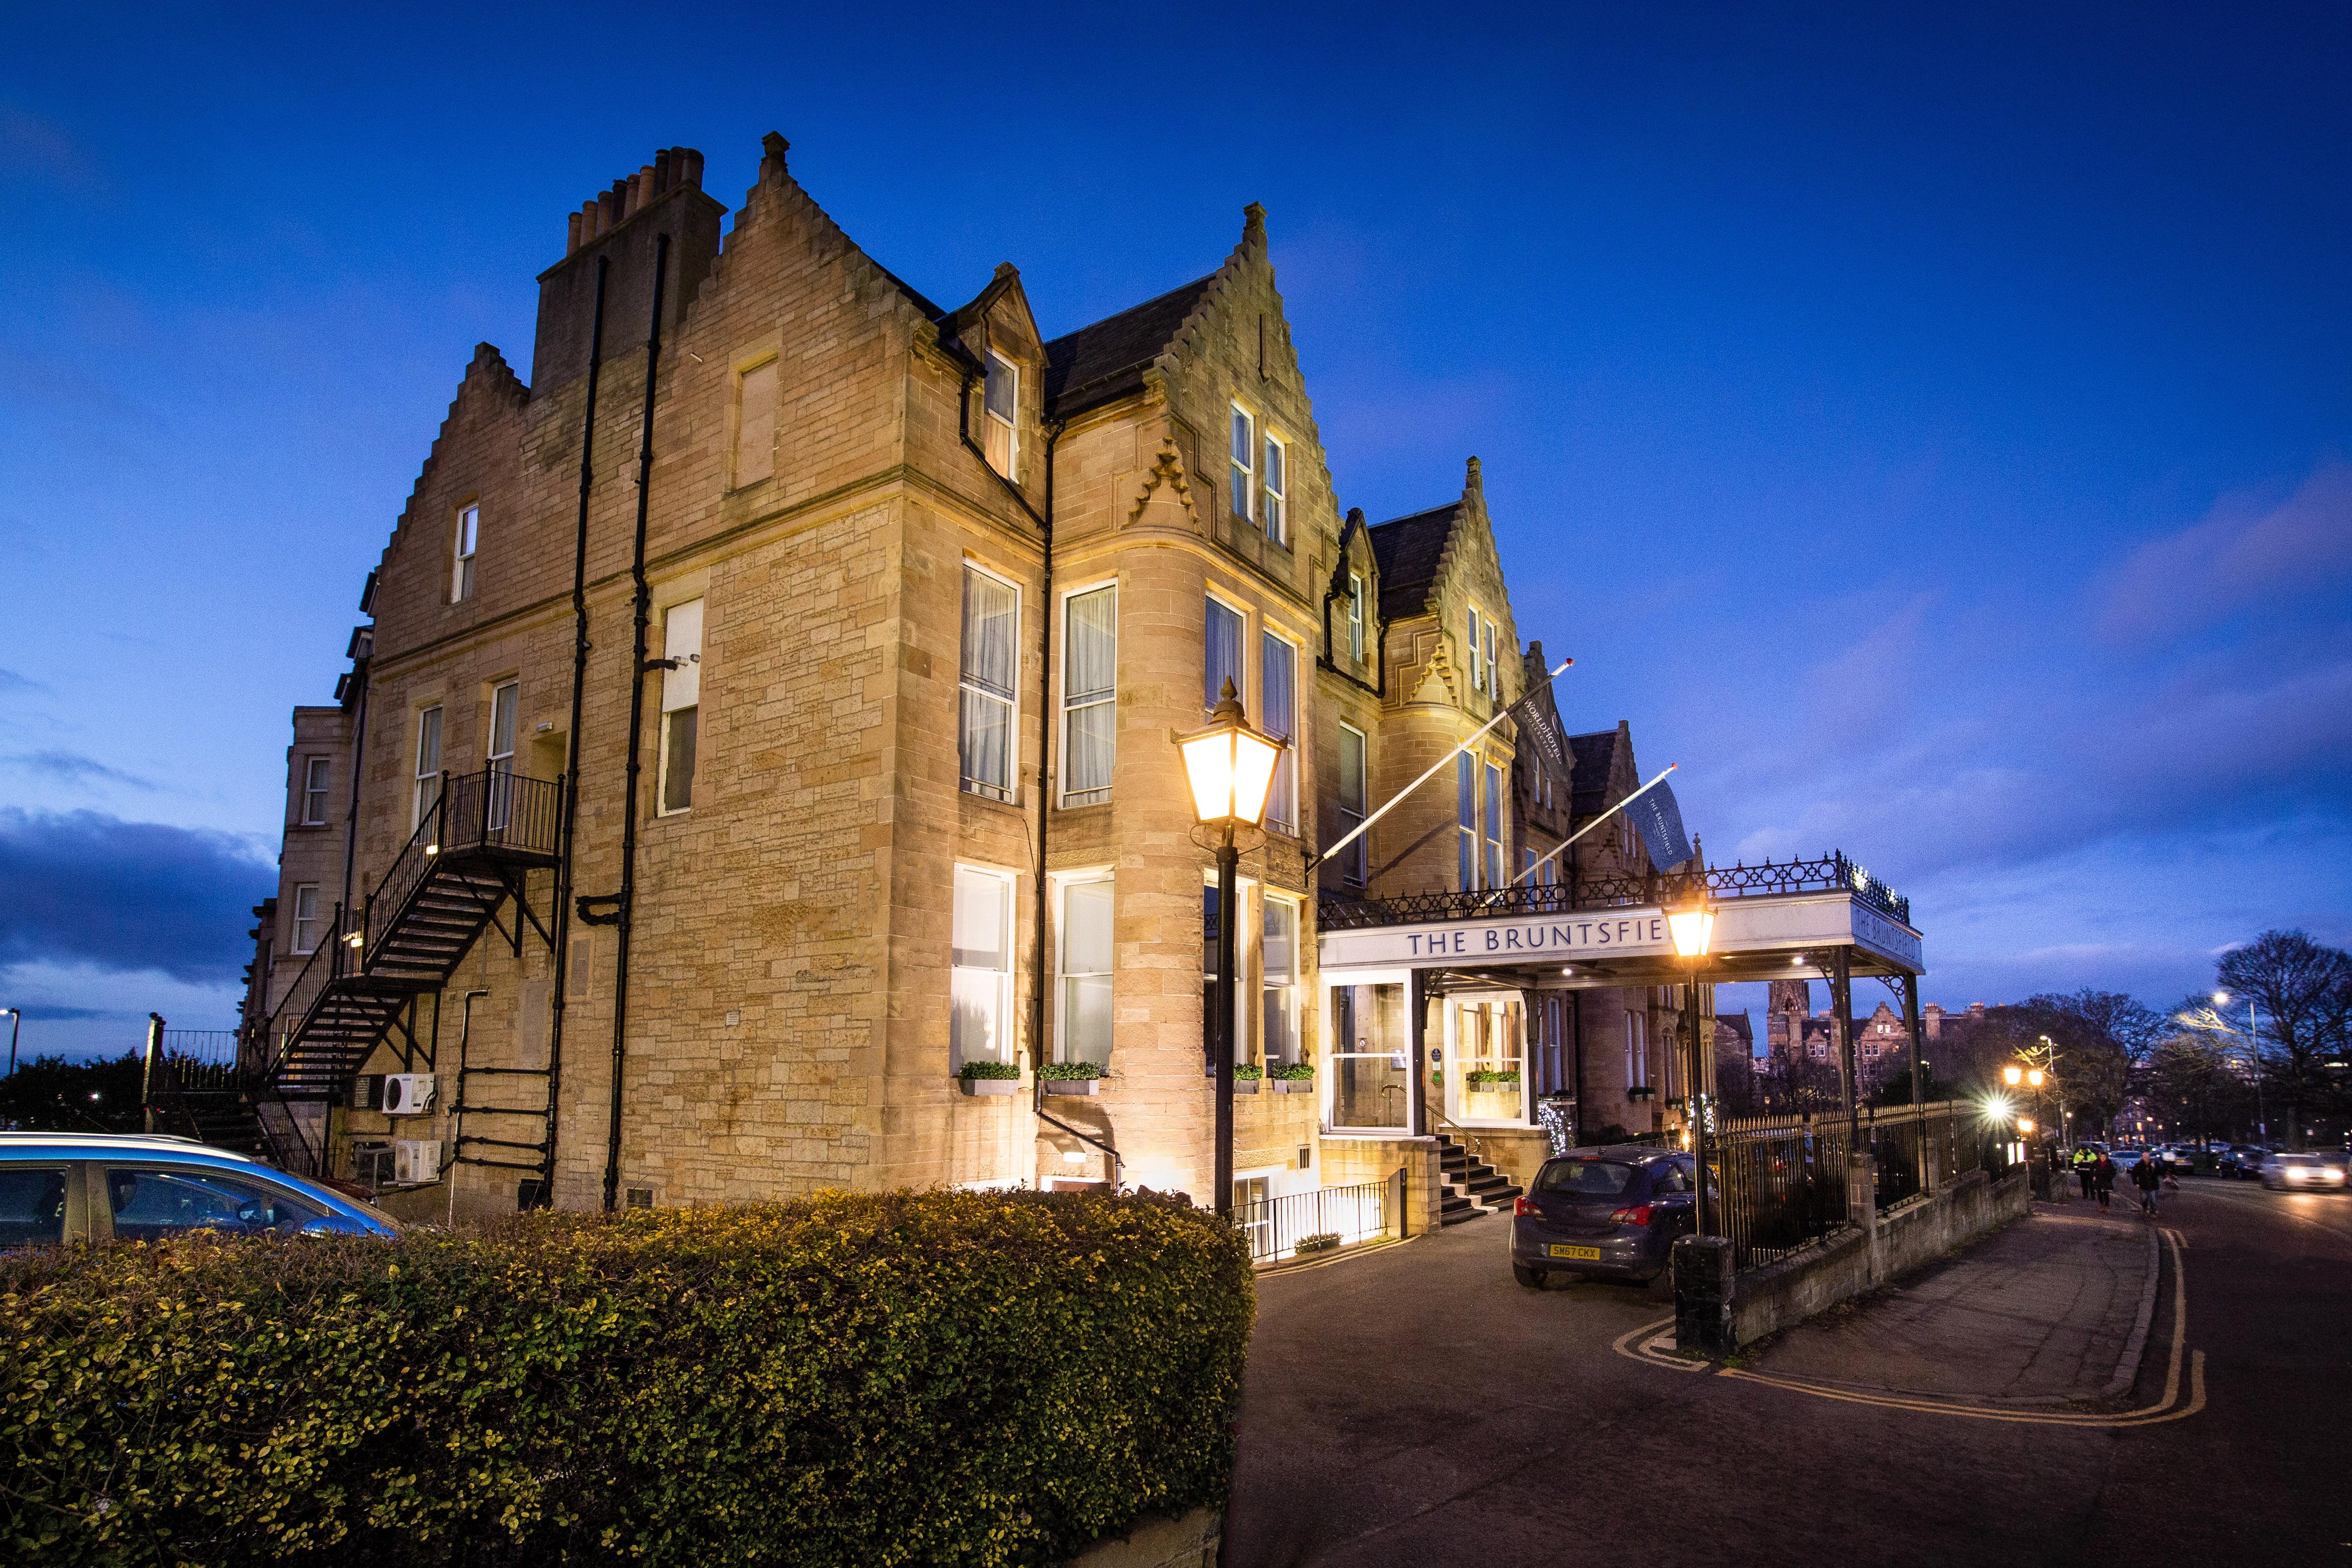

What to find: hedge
left=0, top=1187, right=1254, bottom=1567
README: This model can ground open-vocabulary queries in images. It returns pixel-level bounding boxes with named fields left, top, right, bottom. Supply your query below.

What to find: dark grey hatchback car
left=1511, top=1146, right=1700, bottom=1286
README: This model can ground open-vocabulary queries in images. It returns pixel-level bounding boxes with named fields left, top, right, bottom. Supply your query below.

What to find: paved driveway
left=1225, top=1188, right=2346, bottom=1568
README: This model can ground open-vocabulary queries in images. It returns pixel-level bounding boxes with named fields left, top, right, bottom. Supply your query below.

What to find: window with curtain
left=1484, top=759, right=1505, bottom=888
left=959, top=565, right=1018, bottom=801
left=1467, top=606, right=1484, bottom=692
left=1261, top=631, right=1296, bottom=834
left=1229, top=405, right=1254, bottom=522
left=1262, top=432, right=1286, bottom=544
left=952, top=865, right=1015, bottom=1069
left=1457, top=750, right=1477, bottom=890
left=413, top=706, right=442, bottom=830
left=1060, top=875, right=1114, bottom=1064
left=658, top=599, right=702, bottom=815
left=1062, top=586, right=1117, bottom=805
left=1627, top=1008, right=1648, bottom=1089
left=734, top=359, right=777, bottom=487
left=1205, top=597, right=1244, bottom=712
left=1485, top=618, right=1499, bottom=697
left=1346, top=572, right=1364, bottom=662
left=984, top=351, right=1018, bottom=476
left=1337, top=724, right=1367, bottom=886
left=1262, top=895, right=1298, bottom=1065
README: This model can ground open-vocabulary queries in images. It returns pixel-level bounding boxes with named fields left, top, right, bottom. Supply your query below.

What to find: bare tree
left=2215, top=930, right=2352, bottom=1150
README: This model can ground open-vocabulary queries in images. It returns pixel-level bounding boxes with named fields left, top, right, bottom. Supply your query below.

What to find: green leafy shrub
left=1268, top=1063, right=1315, bottom=1081
left=959, top=1060, right=1021, bottom=1080
left=1465, top=1069, right=1522, bottom=1088
left=1036, top=1061, right=1103, bottom=1081
left=0, top=1189, right=1252, bottom=1567
left=1231, top=1063, right=1263, bottom=1081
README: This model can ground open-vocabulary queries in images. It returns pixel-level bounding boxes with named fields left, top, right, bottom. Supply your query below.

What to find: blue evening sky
left=3, top=3, right=2347, bottom=1059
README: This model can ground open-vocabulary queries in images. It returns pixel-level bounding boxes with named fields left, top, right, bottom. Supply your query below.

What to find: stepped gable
left=382, top=341, right=526, bottom=559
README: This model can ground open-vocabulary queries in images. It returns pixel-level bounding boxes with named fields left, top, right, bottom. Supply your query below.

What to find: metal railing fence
left=1712, top=1111, right=1851, bottom=1271
left=1318, top=851, right=1908, bottom=931
left=1234, top=1171, right=1403, bottom=1265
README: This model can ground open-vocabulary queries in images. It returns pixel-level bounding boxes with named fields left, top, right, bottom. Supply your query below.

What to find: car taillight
left=1514, top=1196, right=1538, bottom=1217
left=1609, top=1204, right=1652, bottom=1227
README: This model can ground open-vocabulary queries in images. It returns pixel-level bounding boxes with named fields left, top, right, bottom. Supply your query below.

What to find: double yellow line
left=1618, top=1228, right=2206, bottom=1427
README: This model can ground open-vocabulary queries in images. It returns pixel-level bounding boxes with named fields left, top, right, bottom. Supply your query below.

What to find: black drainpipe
left=541, top=252, right=609, bottom=1208
left=949, top=350, right=1100, bottom=1177
left=602, top=231, right=670, bottom=1213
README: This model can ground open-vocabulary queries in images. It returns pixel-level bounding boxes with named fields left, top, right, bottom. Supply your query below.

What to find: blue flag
left=1625, top=780, right=1693, bottom=870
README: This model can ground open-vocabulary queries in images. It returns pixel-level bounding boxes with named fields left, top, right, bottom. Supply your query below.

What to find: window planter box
left=1233, top=1078, right=1261, bottom=1095
left=959, top=1077, right=1020, bottom=1096
left=1271, top=1079, right=1316, bottom=1094
left=1043, top=1079, right=1100, bottom=1097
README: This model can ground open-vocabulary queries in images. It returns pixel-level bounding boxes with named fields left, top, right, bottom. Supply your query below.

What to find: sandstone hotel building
left=239, top=135, right=1702, bottom=1225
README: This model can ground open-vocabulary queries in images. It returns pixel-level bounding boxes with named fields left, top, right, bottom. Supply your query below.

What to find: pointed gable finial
left=760, top=131, right=790, bottom=181
left=1242, top=201, right=1267, bottom=250
left=1465, top=455, right=1484, bottom=500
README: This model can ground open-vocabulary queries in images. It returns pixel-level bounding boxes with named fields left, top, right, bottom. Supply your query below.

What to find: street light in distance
left=1176, top=678, right=1285, bottom=1218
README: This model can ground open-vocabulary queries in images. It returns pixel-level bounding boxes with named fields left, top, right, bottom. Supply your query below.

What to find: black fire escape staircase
left=215, top=767, right=564, bottom=1175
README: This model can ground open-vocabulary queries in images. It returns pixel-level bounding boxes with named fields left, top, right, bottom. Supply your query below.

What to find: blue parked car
left=0, top=1133, right=400, bottom=1248
left=1511, top=1146, right=1701, bottom=1287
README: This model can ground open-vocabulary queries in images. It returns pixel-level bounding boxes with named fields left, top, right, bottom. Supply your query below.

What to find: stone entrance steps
left=1436, top=1132, right=1523, bottom=1225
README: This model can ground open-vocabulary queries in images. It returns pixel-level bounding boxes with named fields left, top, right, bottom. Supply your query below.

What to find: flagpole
left=1491, top=763, right=1678, bottom=903
left=1312, top=658, right=1572, bottom=873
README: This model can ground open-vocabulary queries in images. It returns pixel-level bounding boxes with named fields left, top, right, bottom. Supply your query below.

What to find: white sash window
left=1062, top=585, right=1117, bottom=805
left=959, top=565, right=1019, bottom=801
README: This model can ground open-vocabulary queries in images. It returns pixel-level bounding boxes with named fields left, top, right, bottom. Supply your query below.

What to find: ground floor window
left=952, top=865, right=1015, bottom=1070
left=1330, top=982, right=1409, bottom=1130
left=1059, top=874, right=1114, bottom=1065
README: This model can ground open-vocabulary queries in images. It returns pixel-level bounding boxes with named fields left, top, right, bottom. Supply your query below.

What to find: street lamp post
left=2, top=1007, right=19, bottom=1080
left=2213, top=991, right=2266, bottom=1144
left=1666, top=885, right=1717, bottom=1237
left=1178, top=678, right=1285, bottom=1218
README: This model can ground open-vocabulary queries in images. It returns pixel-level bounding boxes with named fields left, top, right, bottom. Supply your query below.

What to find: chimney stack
left=564, top=146, right=710, bottom=254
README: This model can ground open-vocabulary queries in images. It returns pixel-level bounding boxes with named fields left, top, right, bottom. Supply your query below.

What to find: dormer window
left=452, top=503, right=479, bottom=602
left=984, top=351, right=1018, bottom=477
left=1346, top=571, right=1364, bottom=662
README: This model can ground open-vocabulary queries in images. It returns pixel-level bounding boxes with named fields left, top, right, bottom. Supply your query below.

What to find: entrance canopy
left=1318, top=854, right=1922, bottom=989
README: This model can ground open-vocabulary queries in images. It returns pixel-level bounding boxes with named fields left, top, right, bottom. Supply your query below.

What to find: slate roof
left=1043, top=274, right=1220, bottom=419
left=1567, top=727, right=1628, bottom=818
left=1366, top=502, right=1462, bottom=621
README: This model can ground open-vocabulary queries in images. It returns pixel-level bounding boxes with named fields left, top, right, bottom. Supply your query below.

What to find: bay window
left=952, top=865, right=1016, bottom=1069
left=1061, top=585, right=1117, bottom=805
left=1484, top=759, right=1505, bottom=888
left=1261, top=631, right=1296, bottom=834
left=1457, top=750, right=1477, bottom=890
left=1262, top=895, right=1299, bottom=1065
left=1059, top=874, right=1115, bottom=1065
left=1205, top=597, right=1244, bottom=713
left=959, top=565, right=1019, bottom=801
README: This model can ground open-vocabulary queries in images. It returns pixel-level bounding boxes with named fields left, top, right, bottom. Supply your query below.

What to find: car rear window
left=1537, top=1159, right=1635, bottom=1196
left=0, top=1168, right=68, bottom=1246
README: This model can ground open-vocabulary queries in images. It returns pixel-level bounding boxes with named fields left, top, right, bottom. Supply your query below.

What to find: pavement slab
left=1749, top=1204, right=2156, bottom=1404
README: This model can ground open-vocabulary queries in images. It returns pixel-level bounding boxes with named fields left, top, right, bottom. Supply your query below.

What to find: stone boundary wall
left=1727, top=1167, right=2031, bottom=1348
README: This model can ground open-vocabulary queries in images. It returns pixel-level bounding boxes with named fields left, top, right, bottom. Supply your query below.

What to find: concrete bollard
left=1672, top=1235, right=1736, bottom=1356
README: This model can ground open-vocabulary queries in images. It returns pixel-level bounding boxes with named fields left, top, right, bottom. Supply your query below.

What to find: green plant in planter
left=1232, top=1063, right=1264, bottom=1081
left=1037, top=1060, right=1104, bottom=1081
left=1465, top=1069, right=1522, bottom=1088
left=958, top=1060, right=1020, bottom=1081
left=1269, top=1062, right=1316, bottom=1081
left=1295, top=1232, right=1341, bottom=1253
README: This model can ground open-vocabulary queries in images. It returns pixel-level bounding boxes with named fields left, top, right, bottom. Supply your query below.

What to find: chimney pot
left=597, top=189, right=617, bottom=233
left=634, top=165, right=654, bottom=212
left=567, top=210, right=583, bottom=254
left=681, top=148, right=704, bottom=187
left=654, top=148, right=673, bottom=192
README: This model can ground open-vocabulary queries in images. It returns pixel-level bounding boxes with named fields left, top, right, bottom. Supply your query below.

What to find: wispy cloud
left=0, top=810, right=274, bottom=985
left=0, top=668, right=44, bottom=698
left=5, top=751, right=157, bottom=791
left=2098, top=459, right=2352, bottom=645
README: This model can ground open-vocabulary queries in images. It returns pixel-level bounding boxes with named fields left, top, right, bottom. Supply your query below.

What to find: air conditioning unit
left=392, top=1139, right=441, bottom=1185
left=382, top=1073, right=437, bottom=1116
left=350, top=1142, right=395, bottom=1188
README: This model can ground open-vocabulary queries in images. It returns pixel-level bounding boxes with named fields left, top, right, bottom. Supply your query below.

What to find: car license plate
left=1549, top=1244, right=1601, bottom=1260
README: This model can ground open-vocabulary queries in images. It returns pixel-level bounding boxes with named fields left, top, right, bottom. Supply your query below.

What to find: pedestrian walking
left=2132, top=1151, right=2162, bottom=1218
left=2093, top=1153, right=2115, bottom=1211
left=2074, top=1145, right=2096, bottom=1200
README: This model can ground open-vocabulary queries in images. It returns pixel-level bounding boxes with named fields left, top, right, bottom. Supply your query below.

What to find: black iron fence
left=1319, top=851, right=1908, bottom=930
left=1711, top=1099, right=1997, bottom=1270
left=1234, top=1171, right=1403, bottom=1265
